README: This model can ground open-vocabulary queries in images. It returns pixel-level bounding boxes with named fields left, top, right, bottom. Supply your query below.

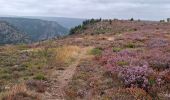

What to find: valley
left=0, top=17, right=69, bottom=44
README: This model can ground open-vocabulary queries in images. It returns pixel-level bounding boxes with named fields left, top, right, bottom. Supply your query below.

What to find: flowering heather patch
left=100, top=49, right=114, bottom=65
left=143, top=49, right=170, bottom=70
left=104, top=49, right=145, bottom=68
left=118, top=65, right=154, bottom=90
left=147, top=38, right=169, bottom=48
left=157, top=69, right=170, bottom=85
left=123, top=32, right=147, bottom=42
left=100, top=48, right=170, bottom=93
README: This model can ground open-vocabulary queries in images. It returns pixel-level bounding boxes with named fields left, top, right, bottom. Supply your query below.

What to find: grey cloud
left=0, top=0, right=170, bottom=20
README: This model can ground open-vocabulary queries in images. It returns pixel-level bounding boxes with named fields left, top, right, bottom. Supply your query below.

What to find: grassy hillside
left=0, top=17, right=69, bottom=42
left=0, top=19, right=169, bottom=100
left=0, top=21, right=30, bottom=44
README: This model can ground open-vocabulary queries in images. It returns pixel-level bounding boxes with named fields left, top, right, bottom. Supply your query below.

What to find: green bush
left=117, top=61, right=129, bottom=66
left=149, top=78, right=156, bottom=85
left=124, top=43, right=136, bottom=48
left=90, top=48, right=102, bottom=56
left=0, top=74, right=11, bottom=80
left=33, top=74, right=46, bottom=80
left=95, top=28, right=111, bottom=34
left=112, top=47, right=122, bottom=52
left=16, top=44, right=29, bottom=50
left=130, top=18, right=134, bottom=21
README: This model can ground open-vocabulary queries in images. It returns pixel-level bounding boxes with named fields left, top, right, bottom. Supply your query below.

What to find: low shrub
left=118, top=65, right=154, bottom=90
left=117, top=61, right=129, bottom=66
left=16, top=44, right=29, bottom=50
left=0, top=74, right=11, bottom=80
left=90, top=48, right=102, bottom=56
left=144, top=50, right=170, bottom=70
left=94, top=28, right=111, bottom=34
left=112, top=47, right=122, bottom=52
left=33, top=74, right=46, bottom=80
left=124, top=42, right=136, bottom=48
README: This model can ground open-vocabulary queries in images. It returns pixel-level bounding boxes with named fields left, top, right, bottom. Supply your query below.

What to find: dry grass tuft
left=54, top=46, right=81, bottom=65
left=126, top=88, right=152, bottom=100
left=0, top=83, right=40, bottom=100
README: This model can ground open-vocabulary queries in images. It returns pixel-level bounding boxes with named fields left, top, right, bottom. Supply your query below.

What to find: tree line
left=69, top=18, right=102, bottom=35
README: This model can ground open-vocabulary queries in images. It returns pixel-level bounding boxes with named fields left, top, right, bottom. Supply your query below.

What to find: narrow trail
left=43, top=47, right=90, bottom=100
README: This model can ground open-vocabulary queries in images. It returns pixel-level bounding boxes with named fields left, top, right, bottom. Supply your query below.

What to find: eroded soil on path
left=43, top=47, right=92, bottom=100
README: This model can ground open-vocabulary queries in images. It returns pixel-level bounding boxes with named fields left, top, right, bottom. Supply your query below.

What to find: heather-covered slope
left=0, top=21, right=30, bottom=44
left=0, top=17, right=69, bottom=42
left=54, top=20, right=170, bottom=99
left=0, top=20, right=169, bottom=100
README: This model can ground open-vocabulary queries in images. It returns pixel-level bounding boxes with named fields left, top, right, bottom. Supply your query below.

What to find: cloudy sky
left=0, top=0, right=170, bottom=20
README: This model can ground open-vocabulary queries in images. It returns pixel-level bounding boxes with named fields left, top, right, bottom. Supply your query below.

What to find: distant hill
left=69, top=19, right=161, bottom=35
left=0, top=17, right=69, bottom=42
left=0, top=21, right=30, bottom=44
left=25, top=16, right=86, bottom=29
